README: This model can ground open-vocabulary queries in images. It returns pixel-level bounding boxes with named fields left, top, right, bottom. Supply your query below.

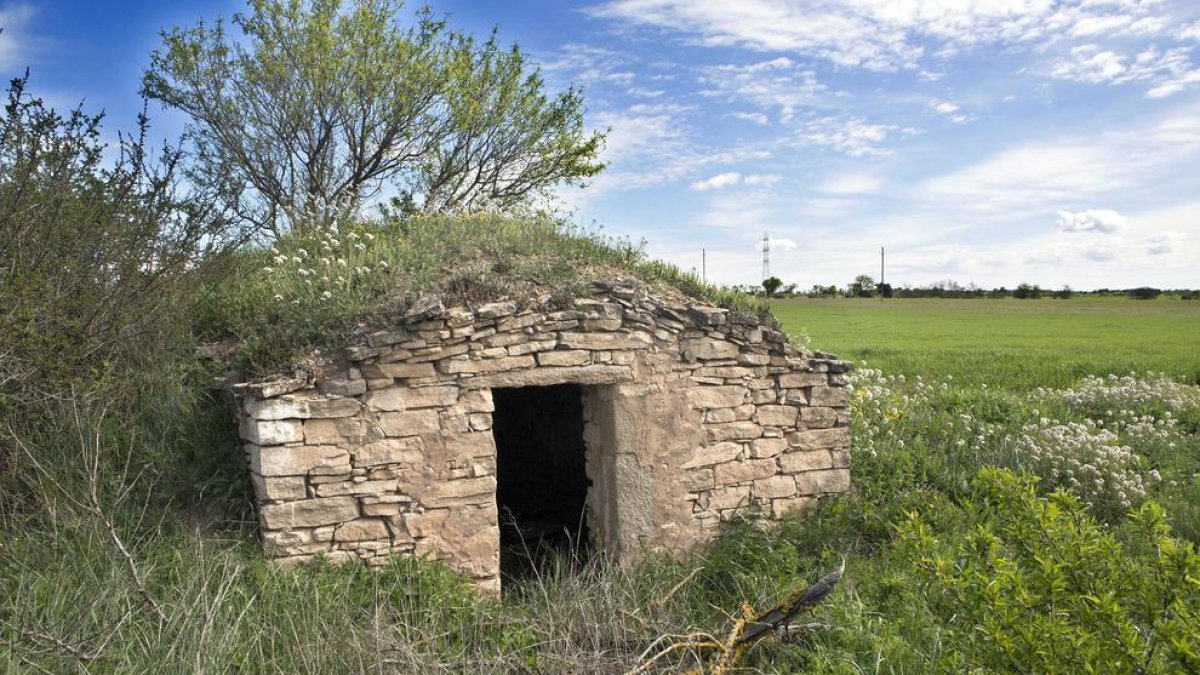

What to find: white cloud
left=930, top=99, right=959, bottom=114
left=1177, top=21, right=1200, bottom=41
left=0, top=3, right=37, bottom=71
left=1146, top=231, right=1183, bottom=255
left=690, top=172, right=781, bottom=190
left=763, top=237, right=797, bottom=251
left=690, top=172, right=743, bottom=191
left=816, top=173, right=884, bottom=195
left=731, top=111, right=770, bottom=125
left=744, top=174, right=782, bottom=186
left=1081, top=247, right=1116, bottom=262
left=916, top=106, right=1200, bottom=215
left=590, top=0, right=1175, bottom=73
left=701, top=58, right=825, bottom=121
left=796, top=116, right=914, bottom=156
left=1057, top=209, right=1128, bottom=234
left=1051, top=44, right=1200, bottom=97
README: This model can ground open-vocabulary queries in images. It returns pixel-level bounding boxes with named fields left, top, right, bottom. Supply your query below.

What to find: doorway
left=491, top=383, right=591, bottom=584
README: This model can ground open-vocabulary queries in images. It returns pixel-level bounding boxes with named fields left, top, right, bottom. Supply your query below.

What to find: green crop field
left=771, top=297, right=1200, bottom=390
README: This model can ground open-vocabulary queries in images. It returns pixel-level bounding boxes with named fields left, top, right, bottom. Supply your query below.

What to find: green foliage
left=848, top=274, right=875, bottom=298
left=762, top=276, right=783, bottom=297
left=898, top=469, right=1200, bottom=673
left=143, top=0, right=605, bottom=233
left=198, top=212, right=771, bottom=374
left=0, top=73, right=233, bottom=406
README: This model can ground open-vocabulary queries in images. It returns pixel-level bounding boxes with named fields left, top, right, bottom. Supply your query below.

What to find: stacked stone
left=234, top=281, right=852, bottom=592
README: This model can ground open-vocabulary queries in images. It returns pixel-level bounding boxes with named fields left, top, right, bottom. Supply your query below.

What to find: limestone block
left=400, top=509, right=450, bottom=538
left=688, top=385, right=747, bottom=409
left=750, top=437, right=788, bottom=459
left=354, top=437, right=425, bottom=467
left=558, top=331, right=652, bottom=351
left=753, top=474, right=798, bottom=499
left=778, top=372, right=828, bottom=388
left=507, top=340, right=557, bottom=357
left=244, top=397, right=360, bottom=420
left=240, top=418, right=303, bottom=446
left=800, top=407, right=839, bottom=429
left=262, top=529, right=323, bottom=556
left=696, top=366, right=753, bottom=379
left=480, top=332, right=528, bottom=348
left=704, top=408, right=737, bottom=424
left=788, top=427, right=851, bottom=450
left=334, top=518, right=390, bottom=543
left=682, top=468, right=714, bottom=491
left=581, top=318, right=622, bottom=331
left=496, top=312, right=543, bottom=332
left=251, top=474, right=307, bottom=501
left=782, top=389, right=809, bottom=405
left=832, top=449, right=851, bottom=469
left=454, top=389, right=495, bottom=413
left=317, top=378, right=367, bottom=397
left=464, top=365, right=631, bottom=389
left=250, top=444, right=350, bottom=477
left=362, top=362, right=437, bottom=379
left=303, top=417, right=368, bottom=445
left=708, top=486, right=751, bottom=511
left=377, top=410, right=441, bottom=437
left=681, top=441, right=742, bottom=468
left=756, top=405, right=799, bottom=427
left=314, top=479, right=399, bottom=497
left=714, top=458, right=778, bottom=485
left=260, top=496, right=359, bottom=530
left=737, top=353, right=772, bottom=366
left=468, top=413, right=492, bottom=431
left=809, top=386, right=850, bottom=407
left=442, top=355, right=535, bottom=374
left=476, top=301, right=517, bottom=319
left=407, top=343, right=470, bottom=363
left=365, top=385, right=459, bottom=411
left=706, top=421, right=763, bottom=442
left=733, top=404, right=757, bottom=421
left=771, top=495, right=814, bottom=517
left=537, top=350, right=592, bottom=367
left=682, top=338, right=739, bottom=362
left=423, top=475, right=496, bottom=508
left=779, top=450, right=832, bottom=474
left=794, top=468, right=851, bottom=494
left=751, top=389, right=778, bottom=405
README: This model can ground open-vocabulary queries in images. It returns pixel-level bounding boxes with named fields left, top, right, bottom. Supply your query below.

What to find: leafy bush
left=898, top=468, right=1200, bottom=673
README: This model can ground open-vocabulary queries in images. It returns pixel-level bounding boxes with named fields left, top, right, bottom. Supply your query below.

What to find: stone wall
left=233, top=281, right=851, bottom=593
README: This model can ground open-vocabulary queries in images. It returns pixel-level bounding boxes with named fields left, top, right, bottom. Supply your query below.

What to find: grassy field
left=771, top=296, right=1200, bottom=389
left=4, top=291, right=1199, bottom=673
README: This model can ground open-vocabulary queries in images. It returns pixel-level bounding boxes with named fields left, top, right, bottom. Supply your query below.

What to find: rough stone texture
left=233, top=283, right=852, bottom=593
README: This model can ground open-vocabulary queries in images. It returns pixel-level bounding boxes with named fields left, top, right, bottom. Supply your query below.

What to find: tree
left=1128, top=287, right=1162, bottom=300
left=1013, top=283, right=1042, bottom=299
left=762, top=276, right=782, bottom=298
left=143, top=0, right=606, bottom=233
left=849, top=274, right=876, bottom=298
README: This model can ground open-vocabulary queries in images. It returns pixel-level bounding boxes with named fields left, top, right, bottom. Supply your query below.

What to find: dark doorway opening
left=492, top=383, right=591, bottom=585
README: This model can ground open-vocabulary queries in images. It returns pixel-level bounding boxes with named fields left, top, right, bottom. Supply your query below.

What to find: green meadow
left=772, top=296, right=1200, bottom=389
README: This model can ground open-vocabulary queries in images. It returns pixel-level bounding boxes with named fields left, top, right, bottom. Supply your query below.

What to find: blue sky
left=4, top=0, right=1199, bottom=290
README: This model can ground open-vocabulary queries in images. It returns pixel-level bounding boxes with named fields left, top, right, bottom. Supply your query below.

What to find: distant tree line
left=746, top=275, right=1198, bottom=300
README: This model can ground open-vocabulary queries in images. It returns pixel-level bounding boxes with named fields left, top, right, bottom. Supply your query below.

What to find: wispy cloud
left=690, top=171, right=781, bottom=191
left=0, top=2, right=37, bottom=71
left=701, top=57, right=825, bottom=121
left=589, top=0, right=1178, bottom=73
left=1057, top=209, right=1127, bottom=234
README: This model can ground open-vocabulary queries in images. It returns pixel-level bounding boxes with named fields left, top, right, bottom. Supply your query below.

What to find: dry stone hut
left=232, top=280, right=851, bottom=594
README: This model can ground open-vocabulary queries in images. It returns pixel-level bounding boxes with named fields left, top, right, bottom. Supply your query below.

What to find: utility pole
left=762, top=232, right=770, bottom=281
left=880, top=246, right=886, bottom=301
